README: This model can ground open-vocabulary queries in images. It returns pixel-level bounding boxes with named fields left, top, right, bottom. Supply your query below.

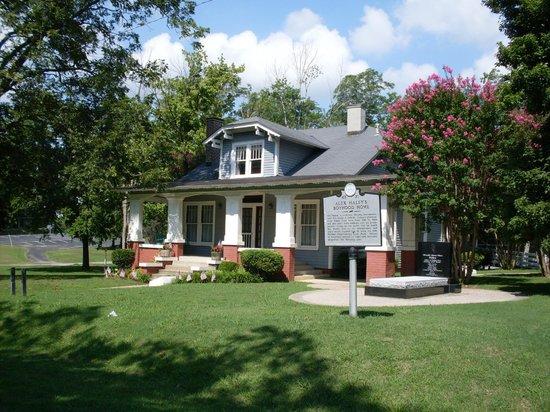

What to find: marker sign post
left=323, top=183, right=382, bottom=317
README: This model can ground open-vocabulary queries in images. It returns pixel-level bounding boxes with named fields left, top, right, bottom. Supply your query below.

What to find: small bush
left=135, top=269, right=151, bottom=284
left=112, top=249, right=135, bottom=268
left=215, top=268, right=262, bottom=283
left=461, top=251, right=484, bottom=268
left=240, top=249, right=284, bottom=281
left=218, top=261, right=239, bottom=272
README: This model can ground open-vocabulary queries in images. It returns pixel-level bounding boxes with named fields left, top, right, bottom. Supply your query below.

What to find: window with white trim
left=232, top=142, right=263, bottom=177
left=294, top=200, right=319, bottom=250
left=185, top=202, right=215, bottom=245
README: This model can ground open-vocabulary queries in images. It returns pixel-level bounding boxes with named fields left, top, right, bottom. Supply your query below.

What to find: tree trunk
left=121, top=197, right=128, bottom=249
left=449, top=223, right=462, bottom=283
left=536, top=249, right=550, bottom=277
left=464, top=224, right=478, bottom=283
left=82, top=235, right=90, bottom=270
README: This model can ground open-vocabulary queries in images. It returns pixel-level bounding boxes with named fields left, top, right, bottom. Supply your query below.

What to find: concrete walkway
left=290, top=278, right=527, bottom=307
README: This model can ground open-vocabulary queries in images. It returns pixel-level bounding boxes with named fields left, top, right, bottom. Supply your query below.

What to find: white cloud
left=133, top=33, right=187, bottom=76
left=461, top=47, right=509, bottom=79
left=284, top=8, right=323, bottom=38
left=383, top=62, right=437, bottom=93
left=396, top=0, right=504, bottom=47
left=350, top=6, right=409, bottom=55
left=200, top=11, right=369, bottom=105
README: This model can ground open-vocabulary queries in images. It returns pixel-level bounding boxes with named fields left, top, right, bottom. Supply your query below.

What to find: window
left=294, top=200, right=319, bottom=250
left=232, top=142, right=263, bottom=177
left=185, top=202, right=215, bottom=245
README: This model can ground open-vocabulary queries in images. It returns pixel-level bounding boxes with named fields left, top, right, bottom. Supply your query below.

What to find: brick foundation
left=400, top=250, right=417, bottom=276
left=223, top=245, right=240, bottom=263
left=170, top=242, right=185, bottom=258
left=127, top=241, right=143, bottom=269
left=366, top=251, right=395, bottom=280
left=138, top=247, right=158, bottom=265
left=274, top=247, right=295, bottom=282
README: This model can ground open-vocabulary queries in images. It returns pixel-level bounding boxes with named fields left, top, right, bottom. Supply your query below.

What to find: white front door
left=241, top=203, right=263, bottom=248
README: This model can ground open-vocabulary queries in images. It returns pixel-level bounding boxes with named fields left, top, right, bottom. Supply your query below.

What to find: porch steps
left=294, top=261, right=330, bottom=282
left=153, top=255, right=214, bottom=278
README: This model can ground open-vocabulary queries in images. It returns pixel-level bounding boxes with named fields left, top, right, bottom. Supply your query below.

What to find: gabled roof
left=205, top=116, right=328, bottom=150
left=291, top=125, right=382, bottom=176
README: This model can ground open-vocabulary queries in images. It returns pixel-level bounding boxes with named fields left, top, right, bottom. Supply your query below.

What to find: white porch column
left=223, top=195, right=243, bottom=245
left=365, top=195, right=394, bottom=251
left=164, top=196, right=185, bottom=243
left=272, top=194, right=296, bottom=248
left=128, top=198, right=144, bottom=242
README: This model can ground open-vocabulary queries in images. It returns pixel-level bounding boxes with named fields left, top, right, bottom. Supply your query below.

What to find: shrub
left=112, top=249, right=135, bottom=268
left=240, top=249, right=284, bottom=281
left=218, top=261, right=239, bottom=272
left=215, top=268, right=262, bottom=283
left=135, top=269, right=151, bottom=284
left=461, top=251, right=485, bottom=269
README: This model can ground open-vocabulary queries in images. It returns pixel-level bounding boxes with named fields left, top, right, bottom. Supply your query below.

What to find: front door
left=242, top=204, right=263, bottom=248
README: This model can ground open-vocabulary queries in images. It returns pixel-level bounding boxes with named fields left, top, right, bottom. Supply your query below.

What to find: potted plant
left=159, top=243, right=173, bottom=257
left=211, top=242, right=223, bottom=261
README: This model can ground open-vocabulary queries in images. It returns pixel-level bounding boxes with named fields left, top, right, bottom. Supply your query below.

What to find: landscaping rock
left=149, top=276, right=176, bottom=287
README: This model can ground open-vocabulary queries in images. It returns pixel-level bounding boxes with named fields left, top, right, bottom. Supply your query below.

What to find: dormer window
left=232, top=141, right=263, bottom=177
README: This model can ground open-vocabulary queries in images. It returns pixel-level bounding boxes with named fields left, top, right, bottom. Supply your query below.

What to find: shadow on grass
left=469, top=274, right=550, bottom=296
left=339, top=310, right=394, bottom=318
left=0, top=265, right=104, bottom=280
left=0, top=300, right=392, bottom=410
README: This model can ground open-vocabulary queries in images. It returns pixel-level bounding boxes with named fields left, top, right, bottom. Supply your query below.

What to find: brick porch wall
left=400, top=250, right=417, bottom=276
left=366, top=251, right=395, bottom=279
left=274, top=247, right=295, bottom=282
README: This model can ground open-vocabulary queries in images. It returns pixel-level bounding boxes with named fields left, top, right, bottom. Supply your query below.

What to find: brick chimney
left=205, top=117, right=223, bottom=165
left=347, top=104, right=365, bottom=134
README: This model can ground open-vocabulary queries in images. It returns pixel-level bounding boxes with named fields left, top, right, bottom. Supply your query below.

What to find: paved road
left=0, top=234, right=117, bottom=263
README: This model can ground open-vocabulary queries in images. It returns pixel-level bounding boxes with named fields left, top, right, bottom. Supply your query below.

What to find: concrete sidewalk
left=290, top=278, right=527, bottom=307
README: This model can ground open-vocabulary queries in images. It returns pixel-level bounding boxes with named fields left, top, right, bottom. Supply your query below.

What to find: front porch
left=126, top=187, right=431, bottom=281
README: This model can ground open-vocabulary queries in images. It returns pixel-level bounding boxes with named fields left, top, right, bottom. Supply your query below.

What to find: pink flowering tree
left=378, top=67, right=540, bottom=282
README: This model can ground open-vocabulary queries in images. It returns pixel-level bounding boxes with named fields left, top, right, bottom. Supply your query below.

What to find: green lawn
left=0, top=244, right=29, bottom=265
left=0, top=267, right=548, bottom=410
left=45, top=247, right=112, bottom=263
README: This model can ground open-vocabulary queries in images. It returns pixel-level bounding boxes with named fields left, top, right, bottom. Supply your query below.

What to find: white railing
left=242, top=233, right=252, bottom=248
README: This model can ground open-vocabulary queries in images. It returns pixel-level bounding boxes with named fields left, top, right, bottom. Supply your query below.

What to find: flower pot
left=211, top=251, right=222, bottom=261
left=159, top=249, right=172, bottom=257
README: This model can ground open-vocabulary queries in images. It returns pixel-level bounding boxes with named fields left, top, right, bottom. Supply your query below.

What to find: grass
left=0, top=244, right=29, bottom=265
left=0, top=267, right=548, bottom=410
left=45, top=247, right=112, bottom=263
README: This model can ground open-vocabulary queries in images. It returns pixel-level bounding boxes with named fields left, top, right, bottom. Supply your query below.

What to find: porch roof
left=122, top=173, right=394, bottom=195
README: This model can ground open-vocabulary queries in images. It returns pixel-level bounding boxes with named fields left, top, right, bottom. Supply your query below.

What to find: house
left=124, top=105, right=445, bottom=280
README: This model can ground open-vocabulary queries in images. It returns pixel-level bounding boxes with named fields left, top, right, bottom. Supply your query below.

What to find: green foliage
left=143, top=202, right=168, bottom=243
left=240, top=249, right=285, bottom=281
left=460, top=252, right=485, bottom=269
left=218, top=261, right=240, bottom=272
left=111, top=249, right=135, bottom=269
left=214, top=268, right=262, bottom=283
left=135, top=269, right=151, bottom=284
left=239, top=78, right=325, bottom=129
left=327, top=69, right=397, bottom=126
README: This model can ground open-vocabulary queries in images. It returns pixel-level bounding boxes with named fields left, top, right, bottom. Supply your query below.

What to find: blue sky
left=135, top=0, right=506, bottom=107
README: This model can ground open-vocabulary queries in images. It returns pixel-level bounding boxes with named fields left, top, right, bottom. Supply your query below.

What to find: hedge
left=240, top=249, right=285, bottom=281
left=112, top=249, right=135, bottom=268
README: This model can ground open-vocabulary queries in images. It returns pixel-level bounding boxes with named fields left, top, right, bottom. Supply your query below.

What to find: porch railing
left=242, top=233, right=252, bottom=248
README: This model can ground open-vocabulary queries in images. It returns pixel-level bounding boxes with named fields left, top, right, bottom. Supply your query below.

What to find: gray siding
left=278, top=140, right=313, bottom=175
left=219, top=132, right=276, bottom=179
left=294, top=191, right=330, bottom=269
left=424, top=221, right=443, bottom=242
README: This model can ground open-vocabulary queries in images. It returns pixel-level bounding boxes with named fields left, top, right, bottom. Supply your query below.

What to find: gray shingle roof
left=291, top=125, right=382, bottom=176
left=227, top=117, right=328, bottom=149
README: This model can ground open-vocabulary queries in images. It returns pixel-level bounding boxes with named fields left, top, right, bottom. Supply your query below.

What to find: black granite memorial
left=416, top=241, right=452, bottom=277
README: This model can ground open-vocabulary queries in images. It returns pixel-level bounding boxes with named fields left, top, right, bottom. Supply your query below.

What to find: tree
left=151, top=50, right=246, bottom=180
left=484, top=0, right=550, bottom=275
left=327, top=69, right=397, bottom=126
left=378, top=67, right=540, bottom=283
left=0, top=0, right=203, bottom=98
left=239, top=78, right=325, bottom=129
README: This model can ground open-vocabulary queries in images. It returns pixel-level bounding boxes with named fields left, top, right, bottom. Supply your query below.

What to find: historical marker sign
left=416, top=241, right=452, bottom=277
left=323, top=183, right=382, bottom=247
